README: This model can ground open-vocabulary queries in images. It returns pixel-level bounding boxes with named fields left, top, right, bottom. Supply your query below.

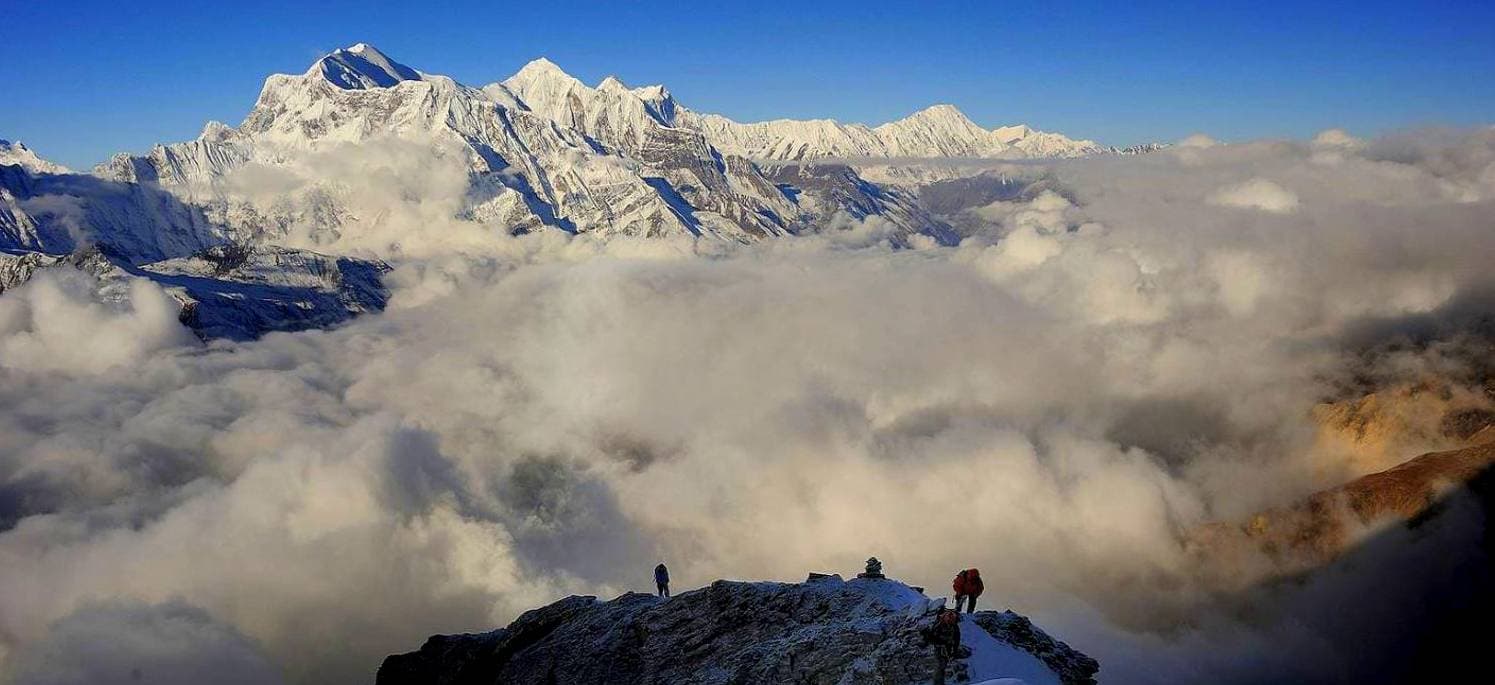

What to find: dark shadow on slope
left=916, top=171, right=1035, bottom=215
left=123, top=255, right=389, bottom=341
left=641, top=177, right=702, bottom=236
left=1333, top=285, right=1495, bottom=360
left=1213, top=460, right=1495, bottom=684
left=2, top=164, right=392, bottom=339
left=1, top=163, right=226, bottom=263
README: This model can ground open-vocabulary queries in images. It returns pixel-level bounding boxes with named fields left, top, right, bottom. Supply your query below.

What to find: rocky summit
left=376, top=575, right=1098, bottom=685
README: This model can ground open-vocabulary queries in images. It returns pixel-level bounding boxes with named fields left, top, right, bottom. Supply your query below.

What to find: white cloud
left=1312, top=128, right=1364, bottom=150
left=1176, top=133, right=1220, bottom=148
left=0, top=272, right=196, bottom=374
left=2, top=128, right=1495, bottom=684
left=1208, top=177, right=1300, bottom=213
left=7, top=601, right=282, bottom=685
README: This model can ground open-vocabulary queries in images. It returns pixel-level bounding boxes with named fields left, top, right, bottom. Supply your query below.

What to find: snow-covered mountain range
left=502, top=57, right=1112, bottom=161
left=1, top=43, right=1149, bottom=338
left=92, top=44, right=960, bottom=246
left=682, top=104, right=1111, bottom=161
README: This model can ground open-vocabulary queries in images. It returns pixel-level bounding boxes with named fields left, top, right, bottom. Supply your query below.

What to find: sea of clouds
left=2, top=127, right=1494, bottom=684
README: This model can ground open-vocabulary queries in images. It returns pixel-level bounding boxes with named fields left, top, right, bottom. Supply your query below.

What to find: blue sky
left=2, top=0, right=1492, bottom=169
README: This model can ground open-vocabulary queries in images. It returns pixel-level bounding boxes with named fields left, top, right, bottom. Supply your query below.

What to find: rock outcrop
left=377, top=576, right=1097, bottom=685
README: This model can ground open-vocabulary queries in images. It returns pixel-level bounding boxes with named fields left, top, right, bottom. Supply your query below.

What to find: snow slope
left=961, top=613, right=1062, bottom=685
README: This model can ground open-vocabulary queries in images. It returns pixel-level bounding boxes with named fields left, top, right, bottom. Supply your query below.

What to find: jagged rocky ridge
left=376, top=575, right=1098, bottom=685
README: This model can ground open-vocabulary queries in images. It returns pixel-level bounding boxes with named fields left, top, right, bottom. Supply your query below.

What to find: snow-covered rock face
left=498, top=59, right=808, bottom=240
left=1, top=162, right=227, bottom=260
left=376, top=576, right=1098, bottom=685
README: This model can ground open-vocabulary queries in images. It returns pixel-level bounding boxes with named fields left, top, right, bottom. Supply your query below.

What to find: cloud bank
left=1, top=128, right=1494, bottom=684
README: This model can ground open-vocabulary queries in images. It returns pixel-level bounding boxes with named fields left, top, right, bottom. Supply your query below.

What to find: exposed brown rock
left=1190, top=441, right=1495, bottom=586
left=1309, top=380, right=1495, bottom=475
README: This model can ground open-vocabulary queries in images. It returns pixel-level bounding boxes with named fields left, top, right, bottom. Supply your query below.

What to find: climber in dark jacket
left=654, top=563, right=670, bottom=598
left=952, top=568, right=984, bottom=614
left=921, top=607, right=962, bottom=685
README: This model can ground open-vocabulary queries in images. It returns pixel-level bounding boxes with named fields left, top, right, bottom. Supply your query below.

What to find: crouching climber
left=952, top=568, right=984, bottom=613
left=920, top=607, right=962, bottom=685
left=654, top=562, right=670, bottom=598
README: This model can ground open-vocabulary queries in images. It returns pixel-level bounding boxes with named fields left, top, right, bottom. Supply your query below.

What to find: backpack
left=965, top=569, right=983, bottom=595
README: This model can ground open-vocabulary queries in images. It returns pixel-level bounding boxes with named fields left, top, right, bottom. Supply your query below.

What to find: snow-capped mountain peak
left=871, top=104, right=1000, bottom=157
left=631, top=84, right=671, bottom=101
left=0, top=139, right=70, bottom=174
left=902, top=103, right=970, bottom=123
left=501, top=59, right=674, bottom=134
left=313, top=42, right=423, bottom=90
left=507, top=57, right=581, bottom=90
left=631, top=84, right=678, bottom=125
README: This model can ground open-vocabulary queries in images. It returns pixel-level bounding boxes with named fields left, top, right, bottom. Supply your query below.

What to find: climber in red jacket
left=952, top=568, right=983, bottom=613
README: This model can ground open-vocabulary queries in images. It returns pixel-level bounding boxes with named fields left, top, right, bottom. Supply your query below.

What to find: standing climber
left=920, top=607, right=962, bottom=685
left=654, top=562, right=670, bottom=598
left=952, top=568, right=984, bottom=613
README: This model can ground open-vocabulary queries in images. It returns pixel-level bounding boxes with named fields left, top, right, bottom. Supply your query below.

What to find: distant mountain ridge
left=499, top=58, right=1116, bottom=161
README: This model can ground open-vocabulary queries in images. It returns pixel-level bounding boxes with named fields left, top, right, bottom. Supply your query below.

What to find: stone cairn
left=857, top=556, right=885, bottom=579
